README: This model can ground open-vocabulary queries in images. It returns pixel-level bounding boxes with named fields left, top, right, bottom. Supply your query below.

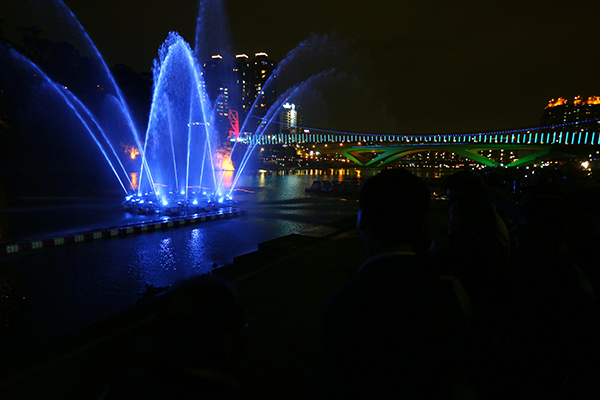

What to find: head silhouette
left=358, top=168, right=430, bottom=253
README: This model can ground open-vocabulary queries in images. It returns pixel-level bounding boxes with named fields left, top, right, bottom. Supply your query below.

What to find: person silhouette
left=316, top=168, right=471, bottom=399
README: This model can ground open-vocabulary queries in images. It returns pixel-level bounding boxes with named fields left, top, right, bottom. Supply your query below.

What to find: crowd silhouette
left=317, top=165, right=600, bottom=399
left=427, top=167, right=600, bottom=399
left=98, top=165, right=600, bottom=399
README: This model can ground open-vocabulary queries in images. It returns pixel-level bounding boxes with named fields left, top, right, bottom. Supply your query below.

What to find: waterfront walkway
left=0, top=202, right=447, bottom=399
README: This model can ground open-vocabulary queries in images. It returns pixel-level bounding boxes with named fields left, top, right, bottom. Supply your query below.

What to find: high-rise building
left=242, top=53, right=276, bottom=135
left=277, top=101, right=304, bottom=144
left=202, top=52, right=277, bottom=141
left=541, top=96, right=600, bottom=130
left=202, top=54, right=237, bottom=142
left=234, top=54, right=251, bottom=117
left=248, top=52, right=276, bottom=113
left=281, top=102, right=298, bottom=134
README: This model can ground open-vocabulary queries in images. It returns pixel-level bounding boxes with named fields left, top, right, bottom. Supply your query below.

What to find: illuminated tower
left=279, top=102, right=302, bottom=144
left=282, top=103, right=297, bottom=133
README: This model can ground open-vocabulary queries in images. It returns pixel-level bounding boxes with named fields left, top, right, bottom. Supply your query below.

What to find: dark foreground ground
left=0, top=202, right=448, bottom=400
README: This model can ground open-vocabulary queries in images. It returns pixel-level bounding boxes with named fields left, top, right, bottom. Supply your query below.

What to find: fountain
left=0, top=0, right=382, bottom=212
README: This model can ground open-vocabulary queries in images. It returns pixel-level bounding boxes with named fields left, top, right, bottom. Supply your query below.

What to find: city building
left=234, top=54, right=251, bottom=118
left=201, top=54, right=238, bottom=142
left=541, top=96, right=600, bottom=130
left=281, top=102, right=297, bottom=133
left=202, top=52, right=277, bottom=143
left=278, top=102, right=304, bottom=143
left=241, top=52, right=276, bottom=136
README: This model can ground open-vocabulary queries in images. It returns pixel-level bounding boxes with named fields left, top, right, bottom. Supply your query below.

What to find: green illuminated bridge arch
left=251, top=127, right=600, bottom=167
left=334, top=143, right=550, bottom=168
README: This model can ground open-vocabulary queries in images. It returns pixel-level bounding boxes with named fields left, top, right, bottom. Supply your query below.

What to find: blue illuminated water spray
left=7, top=1, right=352, bottom=206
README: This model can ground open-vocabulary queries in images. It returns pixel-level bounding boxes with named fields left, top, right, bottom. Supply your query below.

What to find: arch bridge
left=251, top=127, right=600, bottom=167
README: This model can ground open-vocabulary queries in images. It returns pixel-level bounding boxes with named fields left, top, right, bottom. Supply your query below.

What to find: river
left=0, top=168, right=449, bottom=351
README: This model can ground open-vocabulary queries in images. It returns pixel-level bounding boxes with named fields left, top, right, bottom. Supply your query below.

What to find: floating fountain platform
left=121, top=191, right=237, bottom=216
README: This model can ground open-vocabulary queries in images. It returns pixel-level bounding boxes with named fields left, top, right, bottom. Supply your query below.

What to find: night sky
left=2, top=0, right=600, bottom=134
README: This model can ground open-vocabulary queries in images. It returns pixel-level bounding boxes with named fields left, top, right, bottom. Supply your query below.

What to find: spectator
left=429, top=190, right=508, bottom=314
left=316, top=168, right=472, bottom=399
left=484, top=193, right=600, bottom=399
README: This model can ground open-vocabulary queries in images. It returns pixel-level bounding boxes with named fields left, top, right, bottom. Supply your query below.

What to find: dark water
left=0, top=168, right=451, bottom=349
left=0, top=170, right=368, bottom=348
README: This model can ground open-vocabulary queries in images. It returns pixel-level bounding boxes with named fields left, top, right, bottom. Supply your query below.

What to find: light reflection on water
left=159, top=237, right=175, bottom=270
left=0, top=168, right=446, bottom=347
left=188, top=228, right=205, bottom=269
